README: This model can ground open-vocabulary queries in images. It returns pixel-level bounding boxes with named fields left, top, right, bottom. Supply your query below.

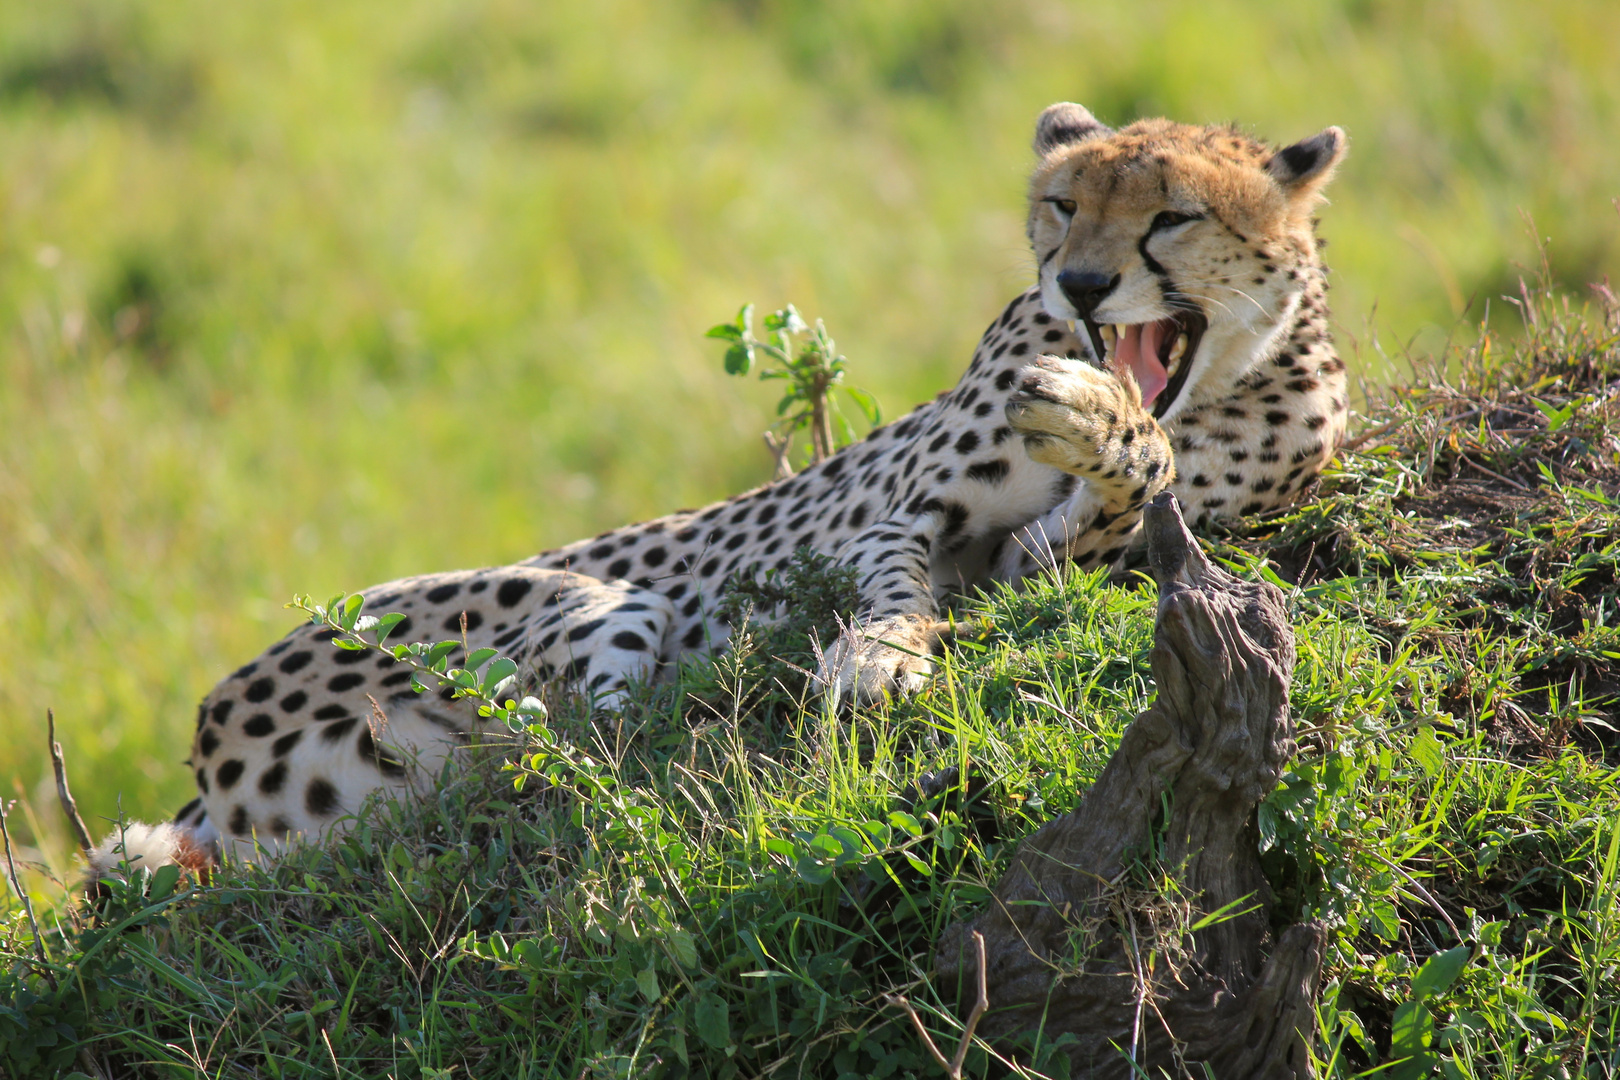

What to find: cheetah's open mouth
left=1076, top=310, right=1207, bottom=419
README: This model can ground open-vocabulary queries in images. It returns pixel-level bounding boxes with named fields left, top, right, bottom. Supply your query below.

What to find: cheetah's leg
left=816, top=518, right=943, bottom=707
left=999, top=356, right=1173, bottom=577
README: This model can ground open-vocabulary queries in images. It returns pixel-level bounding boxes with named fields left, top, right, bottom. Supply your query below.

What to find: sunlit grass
left=2, top=0, right=1618, bottom=900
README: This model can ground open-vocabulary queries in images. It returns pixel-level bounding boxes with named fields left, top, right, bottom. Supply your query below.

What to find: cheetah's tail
left=86, top=816, right=219, bottom=888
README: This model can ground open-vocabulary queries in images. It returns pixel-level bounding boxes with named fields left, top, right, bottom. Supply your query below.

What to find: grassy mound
left=6, top=277, right=1620, bottom=1077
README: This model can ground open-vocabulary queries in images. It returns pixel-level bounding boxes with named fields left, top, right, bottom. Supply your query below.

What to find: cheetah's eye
left=1043, top=197, right=1077, bottom=216
left=1150, top=210, right=1201, bottom=232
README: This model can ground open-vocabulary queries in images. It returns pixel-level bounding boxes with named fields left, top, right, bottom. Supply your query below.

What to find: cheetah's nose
left=1056, top=270, right=1120, bottom=318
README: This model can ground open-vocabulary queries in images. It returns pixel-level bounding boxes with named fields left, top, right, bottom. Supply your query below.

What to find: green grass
left=2, top=0, right=1619, bottom=861
left=6, top=278, right=1620, bottom=1076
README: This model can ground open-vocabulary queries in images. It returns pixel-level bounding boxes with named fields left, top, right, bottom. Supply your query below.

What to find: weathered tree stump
left=934, top=492, right=1325, bottom=1078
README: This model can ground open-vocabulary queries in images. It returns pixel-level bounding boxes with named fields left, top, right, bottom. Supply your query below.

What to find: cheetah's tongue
left=1114, top=321, right=1169, bottom=407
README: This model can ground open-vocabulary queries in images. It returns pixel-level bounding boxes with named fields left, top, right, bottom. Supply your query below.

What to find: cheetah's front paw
left=1004, top=356, right=1171, bottom=506
left=816, top=614, right=939, bottom=709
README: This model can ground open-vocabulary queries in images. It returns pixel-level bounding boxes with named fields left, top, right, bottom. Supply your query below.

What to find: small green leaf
left=340, top=594, right=365, bottom=632
left=333, top=638, right=368, bottom=651
left=902, top=852, right=932, bottom=877
left=888, top=810, right=923, bottom=837
left=1390, top=1000, right=1435, bottom=1055
left=705, top=323, right=742, bottom=341
left=796, top=855, right=834, bottom=885
left=1411, top=945, right=1470, bottom=1001
left=1368, top=898, right=1400, bottom=941
left=844, top=385, right=882, bottom=425
left=425, top=640, right=459, bottom=666
left=481, top=657, right=518, bottom=695
left=1410, top=726, right=1445, bottom=778
left=668, top=928, right=698, bottom=970
left=374, top=612, right=407, bottom=643
left=724, top=341, right=754, bottom=375
left=635, top=966, right=659, bottom=1003
left=149, top=863, right=181, bottom=901
left=693, top=993, right=731, bottom=1050
left=465, top=647, right=499, bottom=671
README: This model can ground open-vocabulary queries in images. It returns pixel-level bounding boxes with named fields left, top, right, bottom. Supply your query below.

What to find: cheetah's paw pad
left=1003, top=356, right=1143, bottom=474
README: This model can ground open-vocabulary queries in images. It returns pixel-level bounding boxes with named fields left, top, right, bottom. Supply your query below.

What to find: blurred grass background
left=1, top=0, right=1617, bottom=879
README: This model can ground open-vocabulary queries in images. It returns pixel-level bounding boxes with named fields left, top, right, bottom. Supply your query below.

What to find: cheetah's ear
left=1266, top=126, right=1348, bottom=197
left=1034, top=102, right=1112, bottom=155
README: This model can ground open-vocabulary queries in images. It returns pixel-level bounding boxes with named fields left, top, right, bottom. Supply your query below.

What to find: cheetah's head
left=1027, top=103, right=1346, bottom=424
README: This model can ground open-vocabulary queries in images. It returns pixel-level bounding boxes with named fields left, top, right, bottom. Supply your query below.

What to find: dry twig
left=886, top=930, right=989, bottom=1079
left=49, top=708, right=95, bottom=856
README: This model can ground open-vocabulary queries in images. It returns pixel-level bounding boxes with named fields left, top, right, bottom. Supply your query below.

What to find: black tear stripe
left=1039, top=245, right=1061, bottom=267
left=1137, top=228, right=1169, bottom=277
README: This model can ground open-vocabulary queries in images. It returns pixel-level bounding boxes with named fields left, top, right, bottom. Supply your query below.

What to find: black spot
left=1304, top=415, right=1328, bottom=430
left=244, top=677, right=275, bottom=703
left=327, top=673, right=365, bottom=693
left=243, top=714, right=276, bottom=737
left=279, top=691, right=307, bottom=714
left=682, top=595, right=702, bottom=617
left=1043, top=329, right=1064, bottom=342
left=643, top=546, right=667, bottom=567
left=216, top=759, right=245, bottom=790
left=444, top=609, right=483, bottom=633
left=233, top=662, right=259, bottom=680
left=608, top=559, right=632, bottom=579
left=272, top=730, right=304, bottom=757
left=211, top=700, right=233, bottom=725
left=305, top=778, right=339, bottom=817
left=700, top=557, right=721, bottom=577
left=1010, top=342, right=1029, bottom=356
left=425, top=583, right=461, bottom=604
left=321, top=717, right=359, bottom=742
left=611, top=631, right=648, bottom=651
left=1264, top=411, right=1290, bottom=426
left=589, top=543, right=614, bottom=560
left=313, top=704, right=348, bottom=720
left=279, top=651, right=313, bottom=674
left=357, top=728, right=406, bottom=777
left=198, top=728, right=220, bottom=757
left=965, top=459, right=1010, bottom=484
left=567, top=617, right=606, bottom=642
left=497, top=578, right=533, bottom=608
left=333, top=646, right=371, bottom=665
left=1241, top=501, right=1265, bottom=515
left=173, top=797, right=201, bottom=824
left=682, top=623, right=706, bottom=650
left=469, top=580, right=488, bottom=593
left=954, top=431, right=980, bottom=455
left=258, top=761, right=288, bottom=795
left=995, top=369, right=1018, bottom=391
left=228, top=805, right=251, bottom=837
left=380, top=671, right=412, bottom=687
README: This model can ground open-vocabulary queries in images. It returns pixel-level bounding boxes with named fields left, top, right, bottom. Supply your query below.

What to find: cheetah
left=93, top=103, right=1349, bottom=872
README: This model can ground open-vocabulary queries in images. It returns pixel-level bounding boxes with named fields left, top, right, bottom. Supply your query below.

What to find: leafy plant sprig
left=290, top=593, right=548, bottom=733
left=707, top=303, right=881, bottom=477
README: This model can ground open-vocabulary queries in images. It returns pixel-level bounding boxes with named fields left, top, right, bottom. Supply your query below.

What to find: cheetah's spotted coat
left=98, top=104, right=1350, bottom=869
